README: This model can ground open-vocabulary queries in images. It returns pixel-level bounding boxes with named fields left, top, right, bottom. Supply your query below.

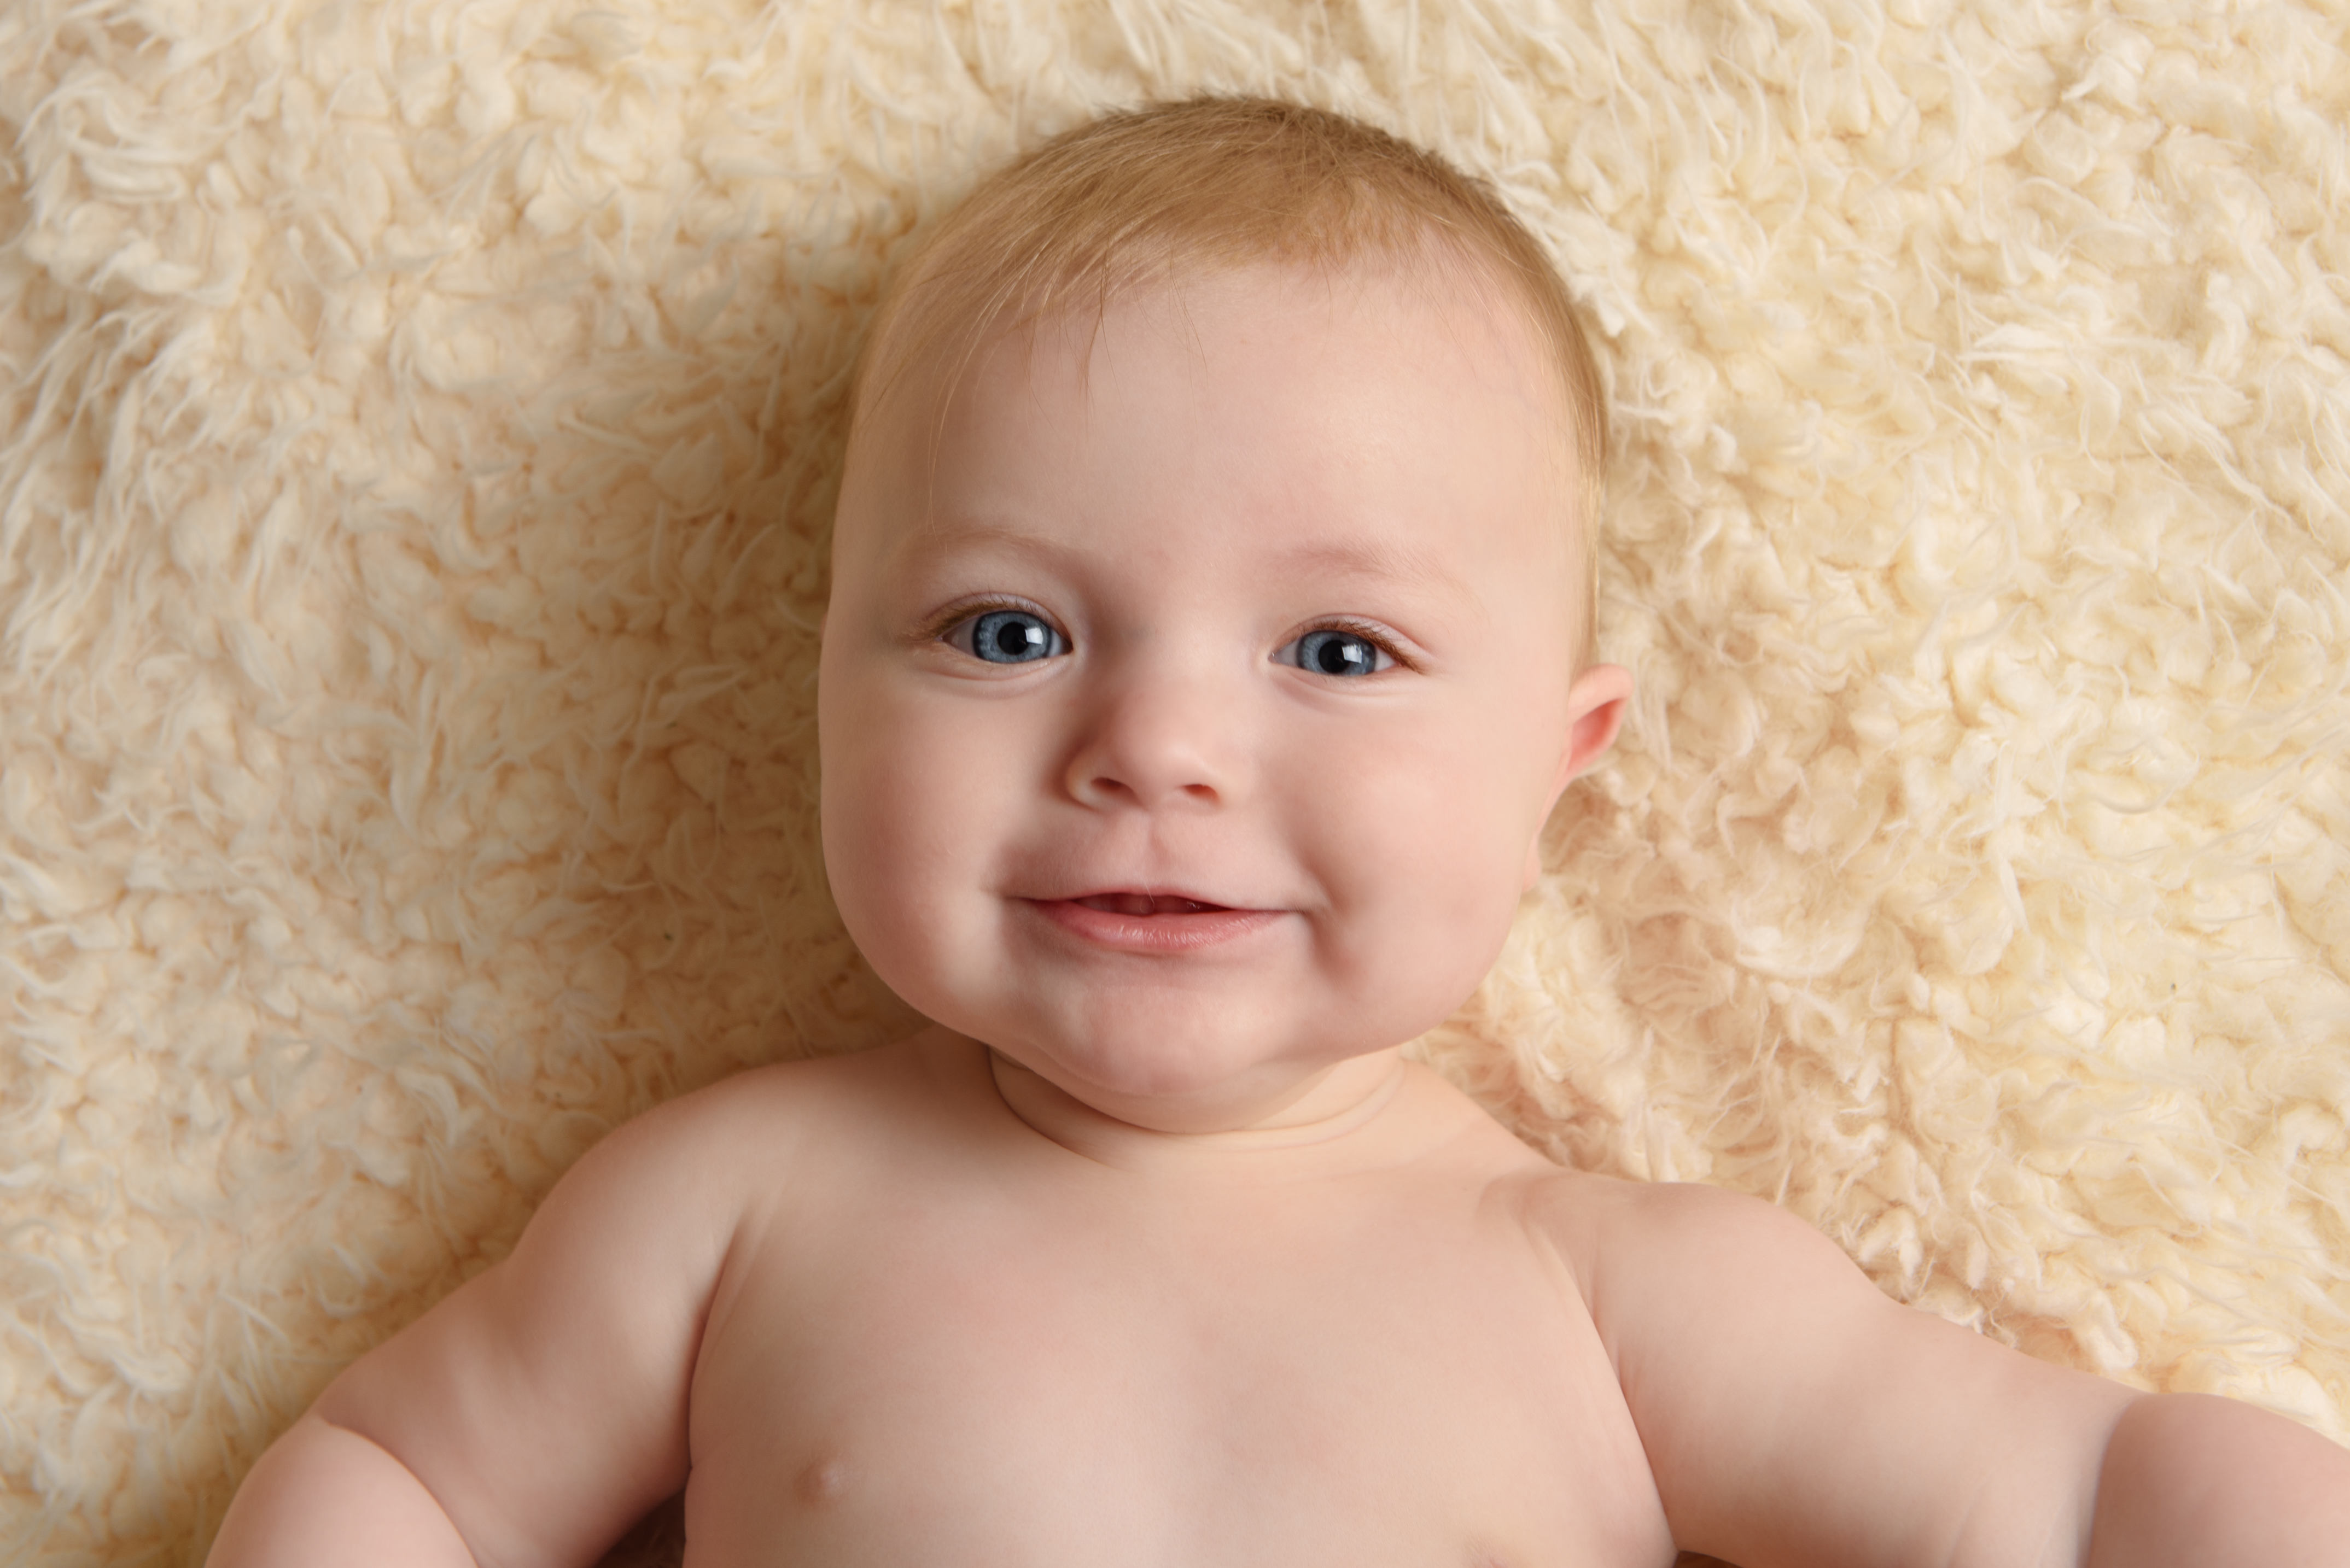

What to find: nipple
left=795, top=1455, right=851, bottom=1507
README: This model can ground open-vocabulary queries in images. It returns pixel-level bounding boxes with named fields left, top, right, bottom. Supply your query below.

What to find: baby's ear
left=1557, top=662, right=1632, bottom=787
left=1525, top=663, right=1633, bottom=888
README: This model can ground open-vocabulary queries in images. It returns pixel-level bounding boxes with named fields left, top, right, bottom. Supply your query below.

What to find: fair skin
left=209, top=259, right=2350, bottom=1568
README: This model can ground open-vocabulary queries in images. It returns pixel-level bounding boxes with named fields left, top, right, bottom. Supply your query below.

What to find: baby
left=209, top=98, right=2350, bottom=1568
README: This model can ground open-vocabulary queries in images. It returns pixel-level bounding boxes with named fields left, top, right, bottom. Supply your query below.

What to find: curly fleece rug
left=3, top=0, right=2346, bottom=1561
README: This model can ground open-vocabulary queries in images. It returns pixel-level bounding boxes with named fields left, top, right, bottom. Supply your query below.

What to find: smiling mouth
left=1028, top=891, right=1277, bottom=952
left=1072, top=892, right=1230, bottom=916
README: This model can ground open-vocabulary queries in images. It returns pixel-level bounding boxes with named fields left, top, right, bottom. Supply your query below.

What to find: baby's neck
left=981, top=1041, right=1462, bottom=1178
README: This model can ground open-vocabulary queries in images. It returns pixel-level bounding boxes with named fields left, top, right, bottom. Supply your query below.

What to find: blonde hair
left=845, top=96, right=1607, bottom=666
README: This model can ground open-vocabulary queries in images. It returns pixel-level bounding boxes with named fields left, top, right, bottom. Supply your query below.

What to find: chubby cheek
left=819, top=688, right=1007, bottom=1018
left=1284, top=711, right=1553, bottom=1029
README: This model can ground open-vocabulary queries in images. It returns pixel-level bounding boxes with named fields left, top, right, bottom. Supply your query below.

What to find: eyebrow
left=898, top=516, right=1483, bottom=613
left=897, top=516, right=1070, bottom=560
left=888, top=516, right=1092, bottom=589
left=1262, top=534, right=1483, bottom=613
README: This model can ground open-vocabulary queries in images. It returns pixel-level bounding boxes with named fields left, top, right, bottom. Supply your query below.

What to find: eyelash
left=917, top=600, right=1416, bottom=672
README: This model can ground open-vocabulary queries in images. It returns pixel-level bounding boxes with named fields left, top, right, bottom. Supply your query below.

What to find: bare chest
left=679, top=1174, right=1673, bottom=1568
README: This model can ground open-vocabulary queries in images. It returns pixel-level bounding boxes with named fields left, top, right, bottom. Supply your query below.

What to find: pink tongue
left=1080, top=893, right=1218, bottom=916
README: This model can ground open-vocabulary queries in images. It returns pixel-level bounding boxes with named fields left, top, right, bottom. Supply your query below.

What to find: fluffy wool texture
left=2, top=0, right=2346, bottom=1561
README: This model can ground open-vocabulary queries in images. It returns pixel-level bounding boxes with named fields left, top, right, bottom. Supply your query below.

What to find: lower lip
left=1025, top=899, right=1284, bottom=953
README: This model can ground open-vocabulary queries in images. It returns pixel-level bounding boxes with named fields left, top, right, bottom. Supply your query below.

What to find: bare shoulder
left=517, top=1051, right=858, bottom=1234
left=1519, top=1169, right=2136, bottom=1568
left=616, top=1031, right=966, bottom=1175
left=1516, top=1167, right=1852, bottom=1321
left=304, top=1037, right=951, bottom=1568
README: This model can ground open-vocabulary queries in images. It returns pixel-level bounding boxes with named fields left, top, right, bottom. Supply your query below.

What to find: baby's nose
left=1062, top=659, right=1250, bottom=812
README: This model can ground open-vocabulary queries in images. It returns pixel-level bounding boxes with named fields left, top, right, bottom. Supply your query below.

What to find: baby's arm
left=1539, top=1175, right=2350, bottom=1568
left=2086, top=1389, right=2350, bottom=1565
left=207, top=1076, right=768, bottom=1568
left=202, top=1414, right=478, bottom=1567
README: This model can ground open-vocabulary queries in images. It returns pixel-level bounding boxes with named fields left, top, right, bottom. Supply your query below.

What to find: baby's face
left=821, top=261, right=1618, bottom=1131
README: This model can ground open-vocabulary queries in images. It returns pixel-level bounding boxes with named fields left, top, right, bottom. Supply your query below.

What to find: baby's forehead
left=859, top=261, right=1581, bottom=592
left=932, top=245, right=1554, bottom=387
left=859, top=254, right=1578, bottom=500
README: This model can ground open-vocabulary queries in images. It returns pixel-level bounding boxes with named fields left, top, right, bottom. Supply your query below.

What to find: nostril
left=1063, top=710, right=1237, bottom=809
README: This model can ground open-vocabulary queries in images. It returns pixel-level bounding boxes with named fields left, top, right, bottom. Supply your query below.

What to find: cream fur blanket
left=3, top=0, right=2346, bottom=1561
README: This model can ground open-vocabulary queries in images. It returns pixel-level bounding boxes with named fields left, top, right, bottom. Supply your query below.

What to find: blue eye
left=953, top=608, right=1066, bottom=664
left=1282, top=629, right=1393, bottom=677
